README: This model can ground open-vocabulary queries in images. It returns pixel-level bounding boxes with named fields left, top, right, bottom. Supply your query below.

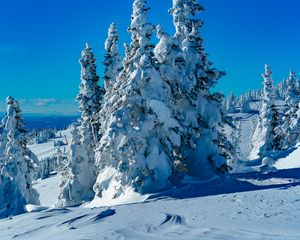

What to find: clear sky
left=1, top=0, right=300, bottom=114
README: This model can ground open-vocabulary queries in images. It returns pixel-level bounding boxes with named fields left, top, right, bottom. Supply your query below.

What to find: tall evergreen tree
left=78, top=43, right=104, bottom=143
left=231, top=121, right=242, bottom=157
left=0, top=97, right=39, bottom=217
left=103, top=23, right=122, bottom=91
left=57, top=125, right=87, bottom=207
left=270, top=104, right=282, bottom=150
left=93, top=0, right=181, bottom=201
left=227, top=120, right=242, bottom=170
left=239, top=95, right=250, bottom=113
left=97, top=23, right=123, bottom=140
left=226, top=91, right=236, bottom=113
left=154, top=0, right=227, bottom=178
left=250, top=65, right=277, bottom=159
left=58, top=43, right=103, bottom=206
left=281, top=70, right=300, bottom=147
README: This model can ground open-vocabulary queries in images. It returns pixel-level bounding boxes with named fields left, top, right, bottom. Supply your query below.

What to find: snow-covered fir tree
left=286, top=70, right=299, bottom=106
left=77, top=42, right=103, bottom=187
left=225, top=91, right=236, bottom=113
left=281, top=70, right=300, bottom=147
left=93, top=0, right=183, bottom=200
left=227, top=120, right=241, bottom=170
left=231, top=121, right=242, bottom=157
left=96, top=23, right=123, bottom=141
left=78, top=42, right=104, bottom=143
left=239, top=95, right=250, bottom=113
left=57, top=125, right=88, bottom=207
left=271, top=104, right=282, bottom=151
left=155, top=0, right=228, bottom=177
left=215, top=121, right=235, bottom=169
left=103, top=22, right=122, bottom=91
left=0, top=97, right=39, bottom=217
left=57, top=43, right=103, bottom=206
left=250, top=65, right=277, bottom=159
left=275, top=80, right=288, bottom=99
left=0, top=96, right=28, bottom=159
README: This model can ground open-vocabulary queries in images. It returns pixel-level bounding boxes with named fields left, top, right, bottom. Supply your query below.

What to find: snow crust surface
left=0, top=172, right=300, bottom=240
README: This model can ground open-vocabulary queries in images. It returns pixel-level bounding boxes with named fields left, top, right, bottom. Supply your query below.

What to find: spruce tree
left=226, top=91, right=236, bottom=113
left=58, top=43, right=103, bottom=206
left=103, top=23, right=122, bottom=91
left=239, top=95, right=250, bottom=113
left=93, top=0, right=181, bottom=200
left=0, top=97, right=39, bottom=217
left=270, top=104, right=282, bottom=150
left=77, top=43, right=104, bottom=142
left=250, top=65, right=276, bottom=159
left=57, top=125, right=86, bottom=207
left=281, top=70, right=300, bottom=147
left=155, top=0, right=227, bottom=178
left=98, top=23, right=123, bottom=140
left=227, top=120, right=242, bottom=170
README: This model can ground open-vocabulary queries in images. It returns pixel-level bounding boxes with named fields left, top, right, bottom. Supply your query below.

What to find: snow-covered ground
left=275, top=144, right=300, bottom=170
left=34, top=174, right=60, bottom=207
left=0, top=170, right=300, bottom=240
left=232, top=112, right=258, bottom=158
left=28, top=129, right=71, bottom=159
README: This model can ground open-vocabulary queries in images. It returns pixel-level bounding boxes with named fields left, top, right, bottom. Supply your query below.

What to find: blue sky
left=1, top=0, right=300, bottom=114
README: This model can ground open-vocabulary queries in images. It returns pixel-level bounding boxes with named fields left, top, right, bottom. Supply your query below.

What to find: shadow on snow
left=147, top=167, right=300, bottom=201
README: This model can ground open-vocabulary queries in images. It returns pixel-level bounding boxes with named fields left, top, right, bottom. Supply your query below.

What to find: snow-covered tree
left=239, top=95, right=251, bottom=113
left=57, top=44, right=103, bottom=206
left=77, top=42, right=104, bottom=143
left=281, top=70, right=300, bottom=147
left=274, top=80, right=288, bottom=99
left=57, top=125, right=90, bottom=207
left=0, top=97, right=39, bottom=217
left=250, top=65, right=277, bottom=159
left=286, top=70, right=299, bottom=106
left=97, top=23, right=123, bottom=140
left=225, top=91, right=236, bottom=113
left=231, top=121, right=242, bottom=157
left=155, top=0, right=227, bottom=177
left=93, top=0, right=184, bottom=201
left=270, top=104, right=282, bottom=150
left=103, top=23, right=122, bottom=91
left=215, top=121, right=234, bottom=170
left=0, top=96, right=28, bottom=159
left=77, top=42, right=103, bottom=181
left=227, top=120, right=242, bottom=170
left=169, top=0, right=204, bottom=42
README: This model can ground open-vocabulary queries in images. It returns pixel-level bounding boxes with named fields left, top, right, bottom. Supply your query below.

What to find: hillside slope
left=0, top=170, right=299, bottom=240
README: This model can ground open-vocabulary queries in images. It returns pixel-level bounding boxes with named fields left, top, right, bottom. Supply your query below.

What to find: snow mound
left=87, top=167, right=149, bottom=208
left=25, top=205, right=48, bottom=213
left=275, top=144, right=300, bottom=170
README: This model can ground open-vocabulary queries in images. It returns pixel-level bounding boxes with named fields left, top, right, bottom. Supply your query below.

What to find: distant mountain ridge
left=0, top=113, right=79, bottom=130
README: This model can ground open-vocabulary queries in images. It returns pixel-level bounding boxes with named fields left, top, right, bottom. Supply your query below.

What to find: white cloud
left=36, top=98, right=59, bottom=107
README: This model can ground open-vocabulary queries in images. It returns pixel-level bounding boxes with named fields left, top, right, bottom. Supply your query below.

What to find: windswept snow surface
left=0, top=171, right=300, bottom=239
left=275, top=144, right=300, bottom=170
left=34, top=174, right=60, bottom=207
